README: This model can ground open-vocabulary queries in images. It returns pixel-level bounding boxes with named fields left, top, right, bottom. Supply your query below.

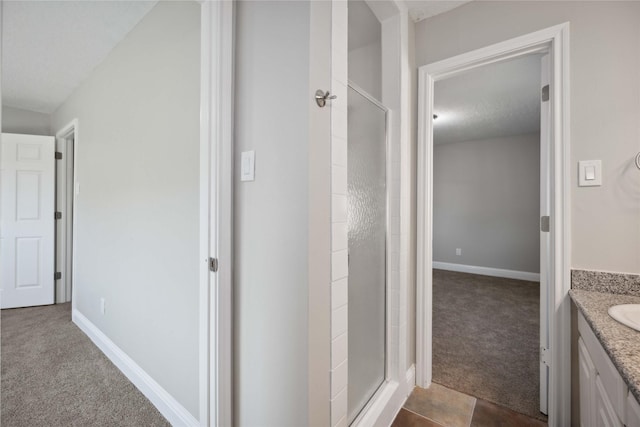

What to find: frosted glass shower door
left=347, top=85, right=387, bottom=424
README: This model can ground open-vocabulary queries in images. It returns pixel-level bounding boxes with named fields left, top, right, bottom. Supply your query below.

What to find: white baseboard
left=432, top=261, right=540, bottom=282
left=72, top=309, right=199, bottom=427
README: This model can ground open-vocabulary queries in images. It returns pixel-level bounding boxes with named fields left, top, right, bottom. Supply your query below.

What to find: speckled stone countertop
left=572, top=270, right=640, bottom=297
left=570, top=289, right=640, bottom=402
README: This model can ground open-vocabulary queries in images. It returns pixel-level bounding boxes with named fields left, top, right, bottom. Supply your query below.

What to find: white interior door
left=1, top=133, right=56, bottom=309
left=539, top=54, right=551, bottom=415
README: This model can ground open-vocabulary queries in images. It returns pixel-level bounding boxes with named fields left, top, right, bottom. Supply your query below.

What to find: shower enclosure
left=347, top=83, right=388, bottom=424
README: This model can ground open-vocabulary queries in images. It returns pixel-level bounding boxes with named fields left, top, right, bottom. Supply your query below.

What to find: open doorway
left=430, top=54, right=546, bottom=420
left=416, top=24, right=571, bottom=426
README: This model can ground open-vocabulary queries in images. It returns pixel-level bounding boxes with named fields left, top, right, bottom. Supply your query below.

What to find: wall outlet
left=100, top=298, right=106, bottom=315
left=456, top=248, right=462, bottom=256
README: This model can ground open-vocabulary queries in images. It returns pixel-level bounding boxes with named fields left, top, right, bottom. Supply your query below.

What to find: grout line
left=401, top=407, right=446, bottom=427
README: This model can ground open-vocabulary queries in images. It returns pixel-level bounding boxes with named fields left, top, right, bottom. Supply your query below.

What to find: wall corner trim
left=432, top=261, right=541, bottom=282
left=72, top=309, right=199, bottom=427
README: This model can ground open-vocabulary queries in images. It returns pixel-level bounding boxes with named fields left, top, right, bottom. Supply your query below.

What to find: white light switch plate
left=578, top=160, right=602, bottom=187
left=241, top=150, right=255, bottom=182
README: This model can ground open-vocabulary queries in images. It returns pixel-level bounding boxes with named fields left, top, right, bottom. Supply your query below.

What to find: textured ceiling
left=2, top=1, right=158, bottom=114
left=406, top=0, right=473, bottom=22
left=434, top=54, right=543, bottom=145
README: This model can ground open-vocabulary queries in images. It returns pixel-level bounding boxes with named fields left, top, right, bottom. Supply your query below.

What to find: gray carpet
left=432, top=269, right=547, bottom=422
left=1, top=303, right=170, bottom=426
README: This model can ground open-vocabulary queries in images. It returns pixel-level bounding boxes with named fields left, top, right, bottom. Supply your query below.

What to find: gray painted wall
left=349, top=43, right=382, bottom=101
left=50, top=2, right=200, bottom=417
left=415, top=0, right=640, bottom=274
left=433, top=133, right=541, bottom=273
left=2, top=106, right=50, bottom=135
left=348, top=1, right=381, bottom=100
left=234, top=2, right=311, bottom=425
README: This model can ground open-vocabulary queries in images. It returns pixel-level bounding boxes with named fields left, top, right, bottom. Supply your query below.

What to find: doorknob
left=315, top=89, right=337, bottom=108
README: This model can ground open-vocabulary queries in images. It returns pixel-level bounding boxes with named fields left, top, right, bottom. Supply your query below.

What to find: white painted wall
left=50, top=1, right=200, bottom=418
left=415, top=1, right=640, bottom=274
left=234, top=2, right=311, bottom=425
left=2, top=106, right=50, bottom=135
left=433, top=133, right=541, bottom=273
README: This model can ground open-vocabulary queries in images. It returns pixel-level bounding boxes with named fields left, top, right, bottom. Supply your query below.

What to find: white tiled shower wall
left=330, top=2, right=349, bottom=426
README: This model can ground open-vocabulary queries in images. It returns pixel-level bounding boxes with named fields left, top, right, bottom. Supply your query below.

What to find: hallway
left=1, top=304, right=168, bottom=426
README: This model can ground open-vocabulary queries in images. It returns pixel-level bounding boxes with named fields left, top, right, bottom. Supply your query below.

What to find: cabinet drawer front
left=628, top=391, right=640, bottom=427
left=578, top=312, right=628, bottom=423
left=595, top=375, right=623, bottom=427
left=578, top=337, right=597, bottom=427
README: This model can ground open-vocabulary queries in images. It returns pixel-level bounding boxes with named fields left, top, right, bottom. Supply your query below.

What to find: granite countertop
left=570, top=289, right=640, bottom=403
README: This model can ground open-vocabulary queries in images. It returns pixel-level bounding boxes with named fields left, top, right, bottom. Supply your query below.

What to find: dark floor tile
left=471, top=399, right=548, bottom=427
left=403, top=384, right=475, bottom=427
left=392, top=409, right=445, bottom=427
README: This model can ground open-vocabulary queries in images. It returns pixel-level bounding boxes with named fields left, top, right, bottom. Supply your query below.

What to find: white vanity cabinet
left=579, top=336, right=597, bottom=426
left=578, top=312, right=640, bottom=427
left=628, top=392, right=640, bottom=427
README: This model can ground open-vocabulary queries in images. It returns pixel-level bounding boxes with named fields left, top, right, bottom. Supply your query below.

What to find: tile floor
left=391, top=383, right=548, bottom=427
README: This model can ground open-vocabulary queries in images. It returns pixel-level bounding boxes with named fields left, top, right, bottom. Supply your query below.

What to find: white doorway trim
left=55, top=119, right=78, bottom=305
left=198, top=1, right=234, bottom=426
left=415, top=23, right=571, bottom=426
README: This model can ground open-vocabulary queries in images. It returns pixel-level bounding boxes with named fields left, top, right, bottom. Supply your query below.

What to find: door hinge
left=540, top=216, right=550, bottom=233
left=541, top=85, right=550, bottom=102
left=209, top=257, right=218, bottom=273
left=55, top=211, right=62, bottom=220
left=540, top=347, right=551, bottom=367
left=54, top=272, right=62, bottom=280
left=55, top=152, right=63, bottom=160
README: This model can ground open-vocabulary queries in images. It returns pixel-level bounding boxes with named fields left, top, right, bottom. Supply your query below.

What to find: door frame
left=539, top=52, right=551, bottom=415
left=199, top=1, right=234, bottom=426
left=55, top=119, right=78, bottom=305
left=415, top=23, right=571, bottom=426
